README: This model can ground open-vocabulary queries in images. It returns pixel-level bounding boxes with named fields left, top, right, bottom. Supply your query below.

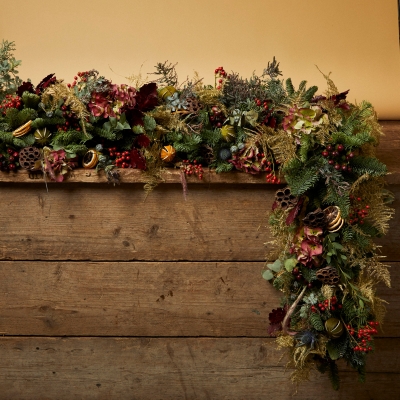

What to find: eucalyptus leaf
left=284, top=258, right=297, bottom=272
left=268, top=259, right=282, bottom=272
left=262, top=270, right=274, bottom=281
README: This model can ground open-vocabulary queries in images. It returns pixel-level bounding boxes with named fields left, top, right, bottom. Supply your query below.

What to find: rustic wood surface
left=0, top=337, right=398, bottom=400
left=0, top=121, right=398, bottom=185
left=0, top=261, right=397, bottom=338
left=0, top=184, right=398, bottom=262
left=0, top=121, right=398, bottom=399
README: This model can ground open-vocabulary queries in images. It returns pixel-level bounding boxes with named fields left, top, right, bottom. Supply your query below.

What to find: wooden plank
left=0, top=184, right=398, bottom=261
left=0, top=337, right=398, bottom=399
left=0, top=121, right=398, bottom=185
left=0, top=261, right=398, bottom=337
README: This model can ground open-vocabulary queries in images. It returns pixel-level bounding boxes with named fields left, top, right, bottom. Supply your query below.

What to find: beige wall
left=1, top=0, right=399, bottom=119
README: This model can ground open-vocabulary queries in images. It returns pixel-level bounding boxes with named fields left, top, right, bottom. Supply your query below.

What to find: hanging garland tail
left=0, top=40, right=395, bottom=389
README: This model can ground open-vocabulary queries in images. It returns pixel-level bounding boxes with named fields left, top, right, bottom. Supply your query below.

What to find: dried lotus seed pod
left=303, top=208, right=326, bottom=228
left=325, top=317, right=344, bottom=339
left=185, top=97, right=202, bottom=114
left=19, top=146, right=42, bottom=171
left=316, top=266, right=340, bottom=285
left=274, top=187, right=298, bottom=210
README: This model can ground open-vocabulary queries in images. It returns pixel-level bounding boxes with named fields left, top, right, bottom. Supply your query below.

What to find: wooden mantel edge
left=0, top=120, right=398, bottom=185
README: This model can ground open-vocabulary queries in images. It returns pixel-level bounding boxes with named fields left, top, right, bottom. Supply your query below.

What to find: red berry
left=322, top=151, right=329, bottom=157
left=337, top=144, right=344, bottom=152
left=334, top=164, right=341, bottom=170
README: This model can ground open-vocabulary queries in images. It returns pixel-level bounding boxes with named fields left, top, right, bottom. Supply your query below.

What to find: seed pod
left=275, top=187, right=298, bottom=209
left=220, top=125, right=235, bottom=142
left=34, top=128, right=52, bottom=145
left=316, top=266, right=340, bottom=285
left=83, top=149, right=99, bottom=169
left=325, top=317, right=344, bottom=339
left=303, top=208, right=326, bottom=228
left=19, top=146, right=42, bottom=171
left=160, top=145, right=176, bottom=163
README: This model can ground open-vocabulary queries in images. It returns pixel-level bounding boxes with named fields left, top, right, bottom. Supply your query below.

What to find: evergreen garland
left=0, top=41, right=394, bottom=392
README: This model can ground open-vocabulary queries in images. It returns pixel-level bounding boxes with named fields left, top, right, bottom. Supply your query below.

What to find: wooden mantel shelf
left=0, top=120, right=398, bottom=185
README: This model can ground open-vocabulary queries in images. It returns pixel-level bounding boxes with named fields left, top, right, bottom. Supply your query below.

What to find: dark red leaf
left=35, top=73, right=57, bottom=94
left=272, top=200, right=278, bottom=211
left=135, top=134, right=151, bottom=148
left=125, top=108, right=144, bottom=126
left=136, top=82, right=158, bottom=112
left=285, top=197, right=304, bottom=226
left=130, top=148, right=146, bottom=170
left=17, top=81, right=35, bottom=97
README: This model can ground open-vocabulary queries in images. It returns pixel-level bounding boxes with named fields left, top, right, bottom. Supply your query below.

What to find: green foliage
left=283, top=156, right=324, bottom=196
left=13, top=133, right=35, bottom=148
left=214, top=160, right=233, bottom=173
left=5, top=108, right=38, bottom=130
left=143, top=115, right=156, bottom=132
left=21, top=92, right=41, bottom=110
left=0, top=131, right=13, bottom=145
left=326, top=334, right=349, bottom=361
left=0, top=40, right=22, bottom=100
left=309, top=312, right=324, bottom=331
left=331, top=131, right=375, bottom=149
left=201, top=128, right=222, bottom=148
left=167, top=131, right=202, bottom=156
left=62, top=144, right=88, bottom=156
left=93, top=126, right=116, bottom=141
left=31, top=116, right=65, bottom=129
left=299, top=134, right=313, bottom=162
left=351, top=156, right=387, bottom=177
left=327, top=361, right=340, bottom=391
left=342, top=297, right=357, bottom=321
left=51, top=129, right=92, bottom=147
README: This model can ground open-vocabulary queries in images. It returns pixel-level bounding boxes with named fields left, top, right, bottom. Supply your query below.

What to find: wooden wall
left=0, top=122, right=398, bottom=399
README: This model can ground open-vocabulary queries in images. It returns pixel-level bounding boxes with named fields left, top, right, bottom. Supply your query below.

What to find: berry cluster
left=311, top=296, right=343, bottom=313
left=209, top=106, right=225, bottom=128
left=0, top=148, right=20, bottom=171
left=254, top=97, right=269, bottom=111
left=214, top=66, right=227, bottom=90
left=182, top=160, right=204, bottom=180
left=321, top=144, right=354, bottom=172
left=348, top=195, right=370, bottom=225
left=292, top=267, right=314, bottom=289
left=348, top=321, right=379, bottom=353
left=107, top=147, right=132, bottom=168
left=0, top=94, right=22, bottom=116
left=56, top=104, right=81, bottom=132
left=67, top=71, right=90, bottom=88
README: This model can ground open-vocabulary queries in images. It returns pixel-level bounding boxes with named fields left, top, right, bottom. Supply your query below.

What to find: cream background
left=1, top=0, right=399, bottom=118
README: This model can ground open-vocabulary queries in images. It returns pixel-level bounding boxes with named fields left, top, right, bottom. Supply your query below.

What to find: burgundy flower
left=17, top=81, right=35, bottom=97
left=268, top=307, right=287, bottom=336
left=35, top=73, right=57, bottom=94
left=135, top=134, right=151, bottom=148
left=130, top=148, right=146, bottom=170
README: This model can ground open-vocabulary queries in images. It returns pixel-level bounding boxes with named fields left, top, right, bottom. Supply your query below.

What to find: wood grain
left=0, top=337, right=398, bottom=400
left=0, top=184, right=398, bottom=261
left=0, top=261, right=397, bottom=337
left=0, top=121, right=398, bottom=185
